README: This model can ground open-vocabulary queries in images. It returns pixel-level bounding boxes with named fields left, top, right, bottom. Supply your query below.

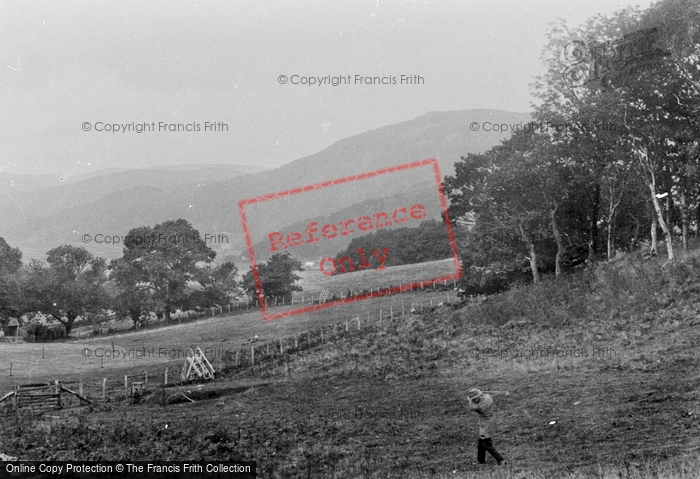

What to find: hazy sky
left=1, top=0, right=653, bottom=177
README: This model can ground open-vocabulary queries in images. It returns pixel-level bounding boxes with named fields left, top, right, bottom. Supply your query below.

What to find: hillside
left=0, top=164, right=268, bottom=227
left=248, top=183, right=447, bottom=263
left=1, top=109, right=531, bottom=261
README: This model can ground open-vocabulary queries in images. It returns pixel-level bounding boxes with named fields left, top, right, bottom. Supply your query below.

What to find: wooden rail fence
left=0, top=381, right=92, bottom=412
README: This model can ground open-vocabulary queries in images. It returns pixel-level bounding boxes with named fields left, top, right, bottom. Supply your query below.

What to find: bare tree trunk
left=648, top=181, right=674, bottom=265
left=550, top=203, right=565, bottom=278
left=680, top=186, right=689, bottom=251
left=589, top=183, right=600, bottom=254
left=663, top=170, right=674, bottom=233
left=650, top=209, right=658, bottom=255
left=629, top=213, right=641, bottom=250
left=520, top=224, right=540, bottom=283
left=607, top=210, right=616, bottom=260
left=527, top=242, right=540, bottom=283
left=56, top=313, right=76, bottom=337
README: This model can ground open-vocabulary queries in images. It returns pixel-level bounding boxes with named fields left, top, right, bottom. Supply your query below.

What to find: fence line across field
left=6, top=291, right=460, bottom=379
left=2, top=291, right=463, bottom=410
left=8, top=279, right=460, bottom=342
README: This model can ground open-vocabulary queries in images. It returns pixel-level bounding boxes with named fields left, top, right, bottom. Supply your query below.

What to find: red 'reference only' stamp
left=238, top=158, right=461, bottom=320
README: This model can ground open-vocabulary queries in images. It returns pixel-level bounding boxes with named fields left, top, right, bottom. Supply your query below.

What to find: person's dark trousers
left=478, top=437, right=504, bottom=464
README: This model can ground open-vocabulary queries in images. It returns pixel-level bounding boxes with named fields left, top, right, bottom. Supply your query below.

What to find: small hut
left=5, top=317, right=19, bottom=337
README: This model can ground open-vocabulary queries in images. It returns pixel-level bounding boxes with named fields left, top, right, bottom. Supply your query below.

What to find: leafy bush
left=23, top=322, right=50, bottom=341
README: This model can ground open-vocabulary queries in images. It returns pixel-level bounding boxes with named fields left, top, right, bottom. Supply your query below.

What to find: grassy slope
left=1, top=253, right=700, bottom=478
left=0, top=259, right=457, bottom=389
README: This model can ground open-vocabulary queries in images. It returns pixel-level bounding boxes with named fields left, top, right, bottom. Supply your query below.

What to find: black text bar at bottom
left=1, top=462, right=256, bottom=478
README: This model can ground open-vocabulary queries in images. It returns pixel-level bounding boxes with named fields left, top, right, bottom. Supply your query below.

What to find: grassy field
left=0, top=259, right=458, bottom=390
left=295, top=257, right=459, bottom=297
left=1, top=254, right=700, bottom=478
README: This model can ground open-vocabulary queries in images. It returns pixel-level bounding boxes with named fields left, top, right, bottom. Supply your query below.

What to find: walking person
left=467, top=388, right=506, bottom=466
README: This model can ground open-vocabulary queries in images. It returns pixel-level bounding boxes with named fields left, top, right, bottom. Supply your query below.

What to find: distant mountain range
left=0, top=109, right=531, bottom=262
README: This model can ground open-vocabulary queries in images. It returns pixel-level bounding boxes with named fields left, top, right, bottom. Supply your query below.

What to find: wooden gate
left=0, top=381, right=92, bottom=412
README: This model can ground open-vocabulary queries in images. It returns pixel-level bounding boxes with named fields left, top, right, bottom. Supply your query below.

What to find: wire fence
left=2, top=293, right=461, bottom=412
left=2, top=279, right=460, bottom=343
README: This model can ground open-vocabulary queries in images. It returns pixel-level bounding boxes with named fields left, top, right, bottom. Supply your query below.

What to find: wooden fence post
left=164, top=368, right=168, bottom=386
left=124, top=375, right=128, bottom=392
left=102, top=378, right=106, bottom=400
left=402, top=300, right=405, bottom=316
left=295, top=335, right=298, bottom=349
left=390, top=306, right=393, bottom=319
left=345, top=319, right=348, bottom=331
left=144, top=370, right=148, bottom=386
left=9, top=362, right=12, bottom=376
left=380, top=309, right=383, bottom=328
left=279, top=338, right=283, bottom=354
left=321, top=328, right=324, bottom=342
left=251, top=347, right=255, bottom=365
left=79, top=379, right=83, bottom=397
left=357, top=316, right=361, bottom=330
left=307, top=330, right=310, bottom=345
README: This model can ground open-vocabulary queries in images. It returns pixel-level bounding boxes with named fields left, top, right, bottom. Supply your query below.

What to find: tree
left=108, top=258, right=156, bottom=327
left=112, top=219, right=217, bottom=322
left=242, top=252, right=303, bottom=304
left=446, top=130, right=563, bottom=283
left=0, top=237, right=24, bottom=324
left=0, top=237, right=22, bottom=276
left=532, top=0, right=700, bottom=266
left=23, top=245, right=109, bottom=336
left=187, top=261, right=240, bottom=309
left=330, top=219, right=453, bottom=273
